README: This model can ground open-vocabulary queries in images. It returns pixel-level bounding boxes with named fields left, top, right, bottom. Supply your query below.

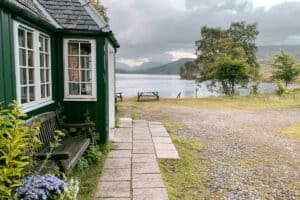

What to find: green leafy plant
left=0, top=101, right=41, bottom=199
left=276, top=82, right=286, bottom=96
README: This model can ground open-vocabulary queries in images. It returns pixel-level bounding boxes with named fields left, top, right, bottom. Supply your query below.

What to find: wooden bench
left=115, top=92, right=123, bottom=101
left=137, top=91, right=159, bottom=101
left=23, top=111, right=94, bottom=173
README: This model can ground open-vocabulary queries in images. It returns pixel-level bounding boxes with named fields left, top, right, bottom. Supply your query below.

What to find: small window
left=14, top=21, right=53, bottom=112
left=64, top=39, right=96, bottom=101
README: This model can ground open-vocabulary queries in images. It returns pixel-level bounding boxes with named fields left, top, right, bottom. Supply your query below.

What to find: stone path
left=94, top=118, right=179, bottom=200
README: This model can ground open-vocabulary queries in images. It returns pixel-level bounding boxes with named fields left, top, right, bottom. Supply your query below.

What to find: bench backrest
left=23, top=111, right=59, bottom=150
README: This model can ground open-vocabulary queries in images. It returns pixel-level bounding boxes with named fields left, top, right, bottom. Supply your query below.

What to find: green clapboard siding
left=56, top=36, right=109, bottom=144
left=0, top=8, right=16, bottom=105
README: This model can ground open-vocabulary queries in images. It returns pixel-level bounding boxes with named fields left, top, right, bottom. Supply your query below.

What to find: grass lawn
left=71, top=142, right=111, bottom=200
left=121, top=90, right=300, bottom=110
left=281, top=124, right=300, bottom=140
left=158, top=120, right=213, bottom=200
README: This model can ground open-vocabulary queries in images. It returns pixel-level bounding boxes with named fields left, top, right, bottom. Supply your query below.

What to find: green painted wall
left=0, top=8, right=16, bottom=106
left=56, top=35, right=109, bottom=144
left=0, top=7, right=110, bottom=144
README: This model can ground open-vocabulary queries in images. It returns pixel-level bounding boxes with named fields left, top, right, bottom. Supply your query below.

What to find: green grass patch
left=71, top=142, right=111, bottom=200
left=115, top=106, right=123, bottom=128
left=159, top=134, right=210, bottom=199
left=281, top=124, right=300, bottom=140
left=132, top=106, right=141, bottom=120
left=121, top=91, right=300, bottom=110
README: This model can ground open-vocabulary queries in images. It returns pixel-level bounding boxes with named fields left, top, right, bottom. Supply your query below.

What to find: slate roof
left=8, top=0, right=51, bottom=23
left=37, top=0, right=105, bottom=31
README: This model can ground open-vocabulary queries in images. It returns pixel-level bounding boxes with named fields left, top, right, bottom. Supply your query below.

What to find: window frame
left=14, top=21, right=53, bottom=113
left=63, top=38, right=97, bottom=101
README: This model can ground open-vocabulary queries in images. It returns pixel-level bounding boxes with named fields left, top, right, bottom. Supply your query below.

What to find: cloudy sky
left=101, top=0, right=300, bottom=67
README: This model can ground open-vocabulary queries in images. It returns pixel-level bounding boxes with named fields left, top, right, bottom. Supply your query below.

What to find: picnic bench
left=23, top=111, right=94, bottom=174
left=115, top=92, right=123, bottom=101
left=137, top=91, right=159, bottom=101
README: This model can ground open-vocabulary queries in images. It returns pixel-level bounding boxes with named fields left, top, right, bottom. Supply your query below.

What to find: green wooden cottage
left=0, top=0, right=119, bottom=143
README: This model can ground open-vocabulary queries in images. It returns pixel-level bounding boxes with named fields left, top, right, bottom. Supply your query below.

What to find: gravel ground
left=131, top=106, right=300, bottom=200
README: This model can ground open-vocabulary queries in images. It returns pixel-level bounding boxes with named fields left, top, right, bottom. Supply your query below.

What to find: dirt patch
left=132, top=105, right=300, bottom=199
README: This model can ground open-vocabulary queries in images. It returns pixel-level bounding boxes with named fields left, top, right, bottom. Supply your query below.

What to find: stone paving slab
left=95, top=118, right=179, bottom=200
left=108, top=150, right=132, bottom=158
left=104, top=158, right=131, bottom=169
left=119, top=118, right=133, bottom=128
left=94, top=181, right=130, bottom=198
left=132, top=153, right=157, bottom=163
left=132, top=162, right=161, bottom=174
left=152, top=137, right=173, bottom=144
left=132, top=173, right=165, bottom=189
left=133, top=188, right=169, bottom=200
left=100, top=168, right=131, bottom=181
left=111, top=142, right=132, bottom=150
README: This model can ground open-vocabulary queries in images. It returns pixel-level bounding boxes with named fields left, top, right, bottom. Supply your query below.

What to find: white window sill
left=63, top=98, right=97, bottom=102
left=22, top=100, right=55, bottom=113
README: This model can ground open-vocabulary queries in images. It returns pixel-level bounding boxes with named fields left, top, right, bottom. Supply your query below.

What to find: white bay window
left=14, top=21, right=53, bottom=112
left=63, top=39, right=96, bottom=101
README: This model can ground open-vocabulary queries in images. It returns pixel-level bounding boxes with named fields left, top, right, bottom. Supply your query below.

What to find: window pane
left=19, top=49, right=26, bottom=66
left=40, top=53, right=44, bottom=68
left=29, top=68, right=34, bottom=84
left=18, top=29, right=25, bottom=47
left=20, top=68, right=27, bottom=85
left=80, top=43, right=91, bottom=55
left=68, top=56, right=79, bottom=68
left=68, top=69, right=79, bottom=81
left=68, top=43, right=79, bottom=55
left=39, top=37, right=43, bottom=51
left=46, top=69, right=50, bottom=82
left=45, top=54, right=49, bottom=68
left=45, top=38, right=49, bottom=53
left=81, top=83, right=92, bottom=95
left=40, top=69, right=45, bottom=83
left=21, top=87, right=28, bottom=104
left=69, top=83, right=79, bottom=95
left=81, top=70, right=92, bottom=82
left=29, top=86, right=35, bottom=102
left=28, top=50, right=34, bottom=67
left=80, top=56, right=91, bottom=69
left=27, top=32, right=33, bottom=49
left=41, top=84, right=46, bottom=98
left=46, top=84, right=50, bottom=97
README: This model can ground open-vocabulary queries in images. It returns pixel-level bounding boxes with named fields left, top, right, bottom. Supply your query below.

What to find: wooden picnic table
left=137, top=91, right=159, bottom=101
left=115, top=92, right=123, bottom=101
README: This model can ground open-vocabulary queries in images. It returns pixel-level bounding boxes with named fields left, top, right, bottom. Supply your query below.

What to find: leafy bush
left=276, top=82, right=285, bottom=96
left=0, top=101, right=41, bottom=199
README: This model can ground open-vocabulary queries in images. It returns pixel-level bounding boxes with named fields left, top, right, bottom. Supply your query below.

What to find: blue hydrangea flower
left=15, top=174, right=67, bottom=200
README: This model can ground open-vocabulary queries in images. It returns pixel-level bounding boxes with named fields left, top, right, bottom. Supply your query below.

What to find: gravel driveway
left=133, top=106, right=300, bottom=200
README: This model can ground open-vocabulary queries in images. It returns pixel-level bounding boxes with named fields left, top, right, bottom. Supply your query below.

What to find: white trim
left=33, top=0, right=62, bottom=28
left=13, top=21, right=53, bottom=113
left=22, top=100, right=55, bottom=113
left=79, top=0, right=110, bottom=32
left=63, top=38, right=97, bottom=101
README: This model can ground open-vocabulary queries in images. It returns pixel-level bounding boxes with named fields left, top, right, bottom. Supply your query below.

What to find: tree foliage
left=195, top=21, right=259, bottom=95
left=89, top=0, right=109, bottom=23
left=180, top=61, right=200, bottom=80
left=271, top=50, right=300, bottom=87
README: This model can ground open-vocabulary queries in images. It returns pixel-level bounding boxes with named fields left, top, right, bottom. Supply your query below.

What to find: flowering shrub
left=16, top=175, right=66, bottom=200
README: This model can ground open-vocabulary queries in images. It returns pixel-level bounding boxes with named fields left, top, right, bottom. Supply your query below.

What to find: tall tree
left=271, top=50, right=300, bottom=87
left=195, top=22, right=259, bottom=95
left=180, top=61, right=200, bottom=80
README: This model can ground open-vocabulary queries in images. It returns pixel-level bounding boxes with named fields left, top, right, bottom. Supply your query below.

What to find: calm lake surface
left=116, top=73, right=296, bottom=98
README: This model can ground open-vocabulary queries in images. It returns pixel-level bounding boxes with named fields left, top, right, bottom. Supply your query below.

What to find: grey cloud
left=104, top=0, right=300, bottom=63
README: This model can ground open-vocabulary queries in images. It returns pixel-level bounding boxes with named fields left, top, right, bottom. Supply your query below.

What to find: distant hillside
left=136, top=58, right=194, bottom=75
left=257, top=45, right=300, bottom=61
left=116, top=58, right=193, bottom=75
